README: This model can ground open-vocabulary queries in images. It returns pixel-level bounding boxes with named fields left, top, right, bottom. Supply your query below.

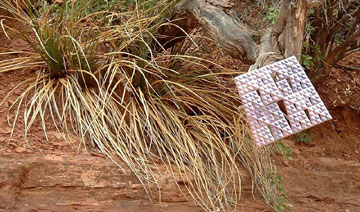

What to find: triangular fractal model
left=235, top=56, right=332, bottom=147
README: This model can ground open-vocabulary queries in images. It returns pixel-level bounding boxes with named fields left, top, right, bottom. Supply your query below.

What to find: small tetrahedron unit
left=234, top=56, right=332, bottom=147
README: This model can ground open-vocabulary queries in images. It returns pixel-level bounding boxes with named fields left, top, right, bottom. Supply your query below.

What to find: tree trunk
left=174, top=0, right=324, bottom=70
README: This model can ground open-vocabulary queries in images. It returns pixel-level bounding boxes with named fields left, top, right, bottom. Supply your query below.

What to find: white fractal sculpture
left=235, top=56, right=332, bottom=146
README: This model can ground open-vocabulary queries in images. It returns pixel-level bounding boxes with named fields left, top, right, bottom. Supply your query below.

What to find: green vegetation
left=296, top=130, right=312, bottom=144
left=275, top=140, right=292, bottom=160
left=263, top=6, right=278, bottom=24
left=303, top=0, right=360, bottom=78
left=265, top=173, right=292, bottom=212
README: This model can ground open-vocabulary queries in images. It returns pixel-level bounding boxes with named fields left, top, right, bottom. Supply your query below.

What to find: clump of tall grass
left=0, top=0, right=282, bottom=211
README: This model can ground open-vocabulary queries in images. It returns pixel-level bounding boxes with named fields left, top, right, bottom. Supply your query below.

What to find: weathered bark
left=283, top=0, right=307, bottom=59
left=174, top=0, right=258, bottom=63
left=175, top=0, right=324, bottom=70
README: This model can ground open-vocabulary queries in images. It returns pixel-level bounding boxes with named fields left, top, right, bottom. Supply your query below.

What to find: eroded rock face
left=278, top=153, right=360, bottom=211
left=0, top=152, right=267, bottom=212
left=2, top=144, right=360, bottom=212
left=0, top=153, right=202, bottom=212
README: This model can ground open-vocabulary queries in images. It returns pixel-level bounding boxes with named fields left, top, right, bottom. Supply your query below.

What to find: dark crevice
left=277, top=100, right=288, bottom=115
left=304, top=109, right=311, bottom=120
left=277, top=100, right=292, bottom=127
left=285, top=77, right=293, bottom=91
left=284, top=116, right=292, bottom=128
left=267, top=125, right=274, bottom=136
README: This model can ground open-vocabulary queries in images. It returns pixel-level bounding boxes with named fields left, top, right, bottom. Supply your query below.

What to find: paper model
left=234, top=56, right=332, bottom=147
